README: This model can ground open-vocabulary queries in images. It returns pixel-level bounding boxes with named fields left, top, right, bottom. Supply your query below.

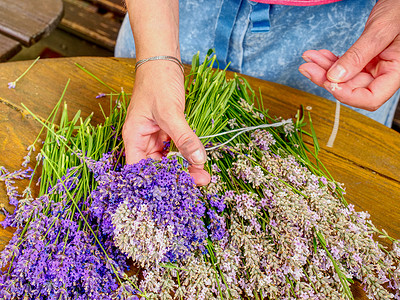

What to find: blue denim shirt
left=115, top=0, right=399, bottom=126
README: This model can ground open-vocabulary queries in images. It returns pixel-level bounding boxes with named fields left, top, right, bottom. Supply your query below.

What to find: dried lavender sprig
left=7, top=56, right=40, bottom=89
left=315, top=230, right=354, bottom=299
left=96, top=92, right=132, bottom=98
left=206, top=137, right=344, bottom=296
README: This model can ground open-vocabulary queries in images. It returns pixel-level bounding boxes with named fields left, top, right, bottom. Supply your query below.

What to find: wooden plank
left=0, top=0, right=63, bottom=25
left=0, top=7, right=48, bottom=46
left=0, top=34, right=21, bottom=62
left=0, top=57, right=135, bottom=128
left=59, top=0, right=122, bottom=51
left=0, top=0, right=63, bottom=46
left=89, top=0, right=127, bottom=16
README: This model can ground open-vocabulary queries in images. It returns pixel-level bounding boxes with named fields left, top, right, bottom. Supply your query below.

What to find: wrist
left=126, top=0, right=180, bottom=61
left=135, top=56, right=184, bottom=76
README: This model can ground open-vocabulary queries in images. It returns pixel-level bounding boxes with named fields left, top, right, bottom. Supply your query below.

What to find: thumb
left=160, top=112, right=207, bottom=165
left=327, top=26, right=393, bottom=83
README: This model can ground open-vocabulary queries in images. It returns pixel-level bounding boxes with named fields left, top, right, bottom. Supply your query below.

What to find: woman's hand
left=299, top=0, right=400, bottom=111
left=123, top=0, right=211, bottom=186
left=122, top=61, right=211, bottom=186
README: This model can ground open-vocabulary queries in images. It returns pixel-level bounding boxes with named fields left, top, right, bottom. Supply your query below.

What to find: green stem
left=75, top=63, right=118, bottom=93
left=13, top=56, right=40, bottom=83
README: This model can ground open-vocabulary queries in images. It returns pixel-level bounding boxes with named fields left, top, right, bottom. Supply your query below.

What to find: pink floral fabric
left=252, top=0, right=342, bottom=5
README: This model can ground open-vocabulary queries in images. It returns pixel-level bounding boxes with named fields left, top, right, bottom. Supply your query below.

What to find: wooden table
left=0, top=57, right=399, bottom=298
left=0, top=0, right=63, bottom=61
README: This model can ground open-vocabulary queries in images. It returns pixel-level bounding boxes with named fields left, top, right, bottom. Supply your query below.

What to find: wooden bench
left=0, top=34, right=21, bottom=62
left=0, top=0, right=63, bottom=61
left=58, top=0, right=126, bottom=52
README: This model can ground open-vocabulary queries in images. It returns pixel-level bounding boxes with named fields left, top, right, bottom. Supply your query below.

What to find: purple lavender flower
left=208, top=194, right=225, bottom=213
left=48, top=167, right=80, bottom=195
left=96, top=92, right=106, bottom=98
left=162, top=140, right=171, bottom=152
left=207, top=210, right=227, bottom=241
left=251, top=129, right=276, bottom=151
left=320, top=176, right=328, bottom=185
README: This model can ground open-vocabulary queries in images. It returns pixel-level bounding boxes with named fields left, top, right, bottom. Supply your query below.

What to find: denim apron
left=115, top=0, right=399, bottom=127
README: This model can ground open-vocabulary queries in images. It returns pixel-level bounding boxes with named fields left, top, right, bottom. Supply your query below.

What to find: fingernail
left=190, top=149, right=206, bottom=165
left=328, top=64, right=346, bottom=82
left=302, top=56, right=312, bottom=63
left=299, top=69, right=311, bottom=79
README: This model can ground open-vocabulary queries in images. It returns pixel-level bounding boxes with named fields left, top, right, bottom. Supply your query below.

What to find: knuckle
left=345, top=47, right=365, bottom=67
left=175, top=131, right=196, bottom=151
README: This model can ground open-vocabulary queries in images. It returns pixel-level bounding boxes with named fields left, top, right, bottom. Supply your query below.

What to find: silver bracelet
left=135, top=55, right=185, bottom=75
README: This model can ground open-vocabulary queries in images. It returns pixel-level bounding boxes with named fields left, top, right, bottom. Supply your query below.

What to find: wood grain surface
left=0, top=34, right=21, bottom=62
left=60, top=0, right=122, bottom=51
left=89, top=0, right=126, bottom=16
left=0, top=0, right=63, bottom=46
left=0, top=57, right=399, bottom=299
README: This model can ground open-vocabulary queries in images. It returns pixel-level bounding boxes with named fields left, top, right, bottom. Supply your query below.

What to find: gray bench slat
left=59, top=0, right=122, bottom=51
left=0, top=34, right=21, bottom=62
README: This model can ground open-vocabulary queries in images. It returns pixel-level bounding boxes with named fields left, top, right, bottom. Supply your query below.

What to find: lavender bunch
left=204, top=146, right=400, bottom=299
left=87, top=155, right=231, bottom=298
left=0, top=84, right=144, bottom=299
left=91, top=156, right=209, bottom=267
left=200, top=88, right=400, bottom=299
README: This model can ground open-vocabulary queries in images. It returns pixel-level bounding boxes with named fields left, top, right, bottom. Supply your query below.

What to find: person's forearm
left=125, top=0, right=180, bottom=60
